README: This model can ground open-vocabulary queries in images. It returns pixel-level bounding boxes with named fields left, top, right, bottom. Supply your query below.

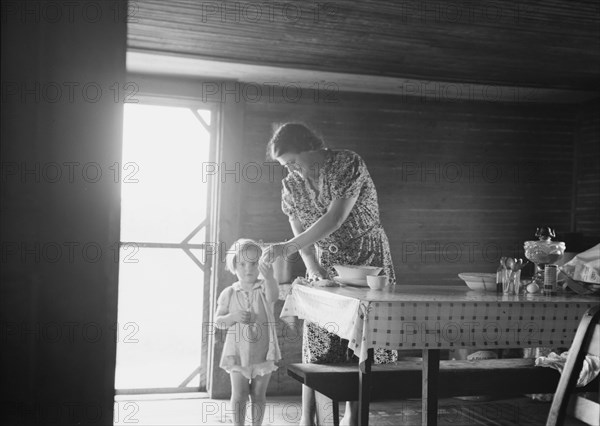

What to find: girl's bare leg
left=339, top=401, right=358, bottom=426
left=230, top=372, right=250, bottom=426
left=299, top=384, right=316, bottom=426
left=249, top=373, right=272, bottom=426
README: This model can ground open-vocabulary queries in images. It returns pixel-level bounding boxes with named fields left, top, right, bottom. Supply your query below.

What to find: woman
left=260, top=123, right=397, bottom=426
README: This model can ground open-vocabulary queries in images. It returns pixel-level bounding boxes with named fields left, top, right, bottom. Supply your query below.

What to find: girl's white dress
left=218, top=280, right=281, bottom=379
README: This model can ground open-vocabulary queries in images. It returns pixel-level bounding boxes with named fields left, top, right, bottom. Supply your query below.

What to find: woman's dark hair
left=267, top=123, right=325, bottom=160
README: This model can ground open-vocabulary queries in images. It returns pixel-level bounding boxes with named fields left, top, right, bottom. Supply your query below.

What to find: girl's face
left=276, top=151, right=314, bottom=179
left=235, top=246, right=261, bottom=284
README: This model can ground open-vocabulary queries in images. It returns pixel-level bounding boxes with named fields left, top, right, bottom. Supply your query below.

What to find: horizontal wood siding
left=128, top=0, right=600, bottom=89
left=575, top=100, right=600, bottom=236
left=237, top=89, right=577, bottom=286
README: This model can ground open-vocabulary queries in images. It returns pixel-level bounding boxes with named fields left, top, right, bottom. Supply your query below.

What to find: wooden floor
left=114, top=394, right=589, bottom=426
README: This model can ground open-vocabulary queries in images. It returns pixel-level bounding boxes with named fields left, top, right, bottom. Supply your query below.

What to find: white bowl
left=333, top=264, right=383, bottom=280
left=367, top=275, right=388, bottom=290
left=458, top=273, right=496, bottom=292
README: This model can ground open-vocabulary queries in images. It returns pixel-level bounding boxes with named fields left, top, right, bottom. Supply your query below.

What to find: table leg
left=422, top=349, right=440, bottom=426
left=358, top=348, right=373, bottom=426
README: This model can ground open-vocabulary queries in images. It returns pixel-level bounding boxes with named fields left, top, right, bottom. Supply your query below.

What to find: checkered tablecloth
left=280, top=284, right=599, bottom=364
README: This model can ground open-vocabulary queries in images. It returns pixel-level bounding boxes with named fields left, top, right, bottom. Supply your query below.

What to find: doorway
left=114, top=100, right=217, bottom=394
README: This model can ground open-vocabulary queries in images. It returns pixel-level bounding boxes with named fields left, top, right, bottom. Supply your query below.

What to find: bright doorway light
left=115, top=103, right=214, bottom=392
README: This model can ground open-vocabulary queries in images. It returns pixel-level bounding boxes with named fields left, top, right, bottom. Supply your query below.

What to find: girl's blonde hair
left=225, top=238, right=263, bottom=274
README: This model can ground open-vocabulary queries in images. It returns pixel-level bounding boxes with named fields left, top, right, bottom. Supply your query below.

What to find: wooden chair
left=546, top=304, right=600, bottom=426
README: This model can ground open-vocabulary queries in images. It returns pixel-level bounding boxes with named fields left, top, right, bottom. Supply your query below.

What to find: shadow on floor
left=114, top=394, right=588, bottom=426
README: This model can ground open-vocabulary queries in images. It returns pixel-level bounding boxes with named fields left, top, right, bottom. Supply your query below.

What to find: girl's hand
left=258, top=261, right=275, bottom=281
left=260, top=257, right=281, bottom=302
left=231, top=311, right=252, bottom=324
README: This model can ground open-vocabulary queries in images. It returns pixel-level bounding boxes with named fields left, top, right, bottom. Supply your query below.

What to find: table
left=280, top=284, right=599, bottom=426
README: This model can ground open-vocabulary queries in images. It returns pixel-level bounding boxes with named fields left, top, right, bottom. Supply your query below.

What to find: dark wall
left=239, top=89, right=578, bottom=285
left=573, top=100, right=600, bottom=238
left=1, top=2, right=126, bottom=424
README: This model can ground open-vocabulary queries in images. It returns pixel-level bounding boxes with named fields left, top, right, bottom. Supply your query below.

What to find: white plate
left=333, top=277, right=368, bottom=287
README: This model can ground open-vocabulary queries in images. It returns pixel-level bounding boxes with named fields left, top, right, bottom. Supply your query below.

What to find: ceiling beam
left=127, top=50, right=598, bottom=104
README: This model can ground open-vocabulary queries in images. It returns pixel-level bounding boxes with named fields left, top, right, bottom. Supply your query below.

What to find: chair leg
left=546, top=305, right=600, bottom=426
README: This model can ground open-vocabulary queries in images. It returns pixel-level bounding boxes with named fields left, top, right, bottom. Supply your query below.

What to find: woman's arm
left=286, top=197, right=358, bottom=255
left=260, top=197, right=358, bottom=265
left=289, top=218, right=327, bottom=278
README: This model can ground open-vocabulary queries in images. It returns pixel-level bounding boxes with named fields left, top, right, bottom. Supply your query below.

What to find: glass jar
left=503, top=269, right=521, bottom=295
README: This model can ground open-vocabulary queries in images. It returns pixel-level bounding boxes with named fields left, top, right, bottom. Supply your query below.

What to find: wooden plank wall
left=128, top=0, right=600, bottom=90
left=238, top=88, right=577, bottom=286
left=574, top=100, right=600, bottom=236
left=233, top=88, right=583, bottom=396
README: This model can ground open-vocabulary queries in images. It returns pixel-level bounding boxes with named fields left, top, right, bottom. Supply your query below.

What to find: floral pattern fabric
left=281, top=149, right=397, bottom=364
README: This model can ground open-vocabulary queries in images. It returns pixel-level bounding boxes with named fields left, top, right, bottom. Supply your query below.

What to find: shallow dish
left=333, top=264, right=383, bottom=281
left=333, top=277, right=369, bottom=287
left=458, top=273, right=496, bottom=292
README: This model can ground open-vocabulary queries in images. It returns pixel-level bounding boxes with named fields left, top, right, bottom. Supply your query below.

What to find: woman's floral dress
left=281, top=149, right=397, bottom=364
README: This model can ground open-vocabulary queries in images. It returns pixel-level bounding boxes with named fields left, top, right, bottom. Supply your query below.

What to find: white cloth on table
left=559, top=243, right=600, bottom=295
left=280, top=284, right=598, bottom=365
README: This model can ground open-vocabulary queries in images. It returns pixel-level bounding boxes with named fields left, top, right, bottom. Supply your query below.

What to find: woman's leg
left=338, top=349, right=397, bottom=426
left=248, top=373, right=271, bottom=426
left=301, top=320, right=350, bottom=426
left=299, top=384, right=316, bottom=426
left=230, top=372, right=250, bottom=426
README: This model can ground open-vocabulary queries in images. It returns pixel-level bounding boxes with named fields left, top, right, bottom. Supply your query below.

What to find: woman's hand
left=259, top=243, right=286, bottom=265
left=260, top=241, right=302, bottom=266
left=307, top=265, right=329, bottom=281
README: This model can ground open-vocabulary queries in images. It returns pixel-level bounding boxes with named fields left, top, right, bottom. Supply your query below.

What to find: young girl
left=215, top=239, right=281, bottom=426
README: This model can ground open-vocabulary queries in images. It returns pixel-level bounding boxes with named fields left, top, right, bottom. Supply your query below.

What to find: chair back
left=546, top=304, right=600, bottom=426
